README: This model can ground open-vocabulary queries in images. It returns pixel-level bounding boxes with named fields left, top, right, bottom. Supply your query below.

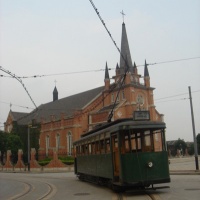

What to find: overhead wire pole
left=188, top=86, right=199, bottom=170
left=0, top=66, right=37, bottom=109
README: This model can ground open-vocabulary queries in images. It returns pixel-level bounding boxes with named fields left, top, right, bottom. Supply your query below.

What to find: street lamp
left=188, top=86, right=199, bottom=170
left=27, top=122, right=37, bottom=172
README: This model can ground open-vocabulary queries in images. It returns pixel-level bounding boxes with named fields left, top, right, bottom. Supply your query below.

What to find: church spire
left=104, top=62, right=109, bottom=80
left=144, top=60, right=150, bottom=87
left=133, top=62, right=138, bottom=74
left=144, top=59, right=149, bottom=77
left=119, top=22, right=133, bottom=74
left=53, top=86, right=58, bottom=102
left=104, top=62, right=110, bottom=90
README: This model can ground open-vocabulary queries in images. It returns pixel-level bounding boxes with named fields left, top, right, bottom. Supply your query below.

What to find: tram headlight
left=148, top=162, right=153, bottom=168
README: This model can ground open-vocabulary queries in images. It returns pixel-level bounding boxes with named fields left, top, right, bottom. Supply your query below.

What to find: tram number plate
left=133, top=111, right=150, bottom=121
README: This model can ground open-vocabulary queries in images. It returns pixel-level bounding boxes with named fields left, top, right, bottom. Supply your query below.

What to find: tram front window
left=121, top=129, right=165, bottom=153
left=130, top=130, right=159, bottom=152
left=130, top=132, right=142, bottom=152
left=143, top=130, right=153, bottom=152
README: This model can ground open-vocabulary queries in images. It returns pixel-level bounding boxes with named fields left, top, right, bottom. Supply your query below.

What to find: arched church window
left=116, top=92, right=120, bottom=102
left=46, top=135, right=50, bottom=156
left=67, top=132, right=72, bottom=156
left=56, top=133, right=60, bottom=151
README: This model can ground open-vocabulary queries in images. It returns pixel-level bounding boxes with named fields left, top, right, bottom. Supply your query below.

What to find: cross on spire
left=120, top=10, right=125, bottom=23
left=54, top=80, right=57, bottom=86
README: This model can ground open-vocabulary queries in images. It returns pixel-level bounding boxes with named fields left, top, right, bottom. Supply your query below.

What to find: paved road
left=158, top=175, right=200, bottom=200
left=1, top=172, right=199, bottom=200
left=0, top=156, right=199, bottom=200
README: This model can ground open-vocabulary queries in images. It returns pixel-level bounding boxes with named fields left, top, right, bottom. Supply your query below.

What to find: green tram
left=73, top=118, right=170, bottom=191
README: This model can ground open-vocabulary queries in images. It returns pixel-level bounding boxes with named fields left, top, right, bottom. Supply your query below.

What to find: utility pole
left=27, top=125, right=30, bottom=171
left=188, top=86, right=199, bottom=170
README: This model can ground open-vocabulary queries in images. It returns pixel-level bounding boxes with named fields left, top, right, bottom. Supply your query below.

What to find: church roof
left=17, top=86, right=104, bottom=125
left=10, top=111, right=28, bottom=121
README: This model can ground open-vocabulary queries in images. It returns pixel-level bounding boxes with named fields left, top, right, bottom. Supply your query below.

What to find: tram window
left=154, top=132, right=159, bottom=141
left=92, top=142, right=95, bottom=154
left=121, top=132, right=131, bottom=153
left=76, top=146, right=80, bottom=155
left=130, top=132, right=136, bottom=150
left=125, top=135, right=130, bottom=152
left=137, top=133, right=142, bottom=150
left=105, top=138, right=110, bottom=153
left=143, top=133, right=152, bottom=152
left=88, top=143, right=92, bottom=154
left=85, top=144, right=88, bottom=155
left=95, top=141, right=100, bottom=154
left=153, top=130, right=163, bottom=152
left=142, top=130, right=155, bottom=152
left=131, top=137, right=136, bottom=150
left=81, top=145, right=85, bottom=155
left=144, top=131, right=151, bottom=146
left=100, top=140, right=105, bottom=153
left=114, top=137, right=118, bottom=148
left=130, top=132, right=141, bottom=151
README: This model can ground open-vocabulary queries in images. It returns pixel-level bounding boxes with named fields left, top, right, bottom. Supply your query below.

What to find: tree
left=174, top=138, right=187, bottom=156
left=11, top=122, right=40, bottom=162
left=6, top=134, right=23, bottom=163
left=188, top=143, right=194, bottom=155
left=0, top=131, right=7, bottom=163
left=0, top=131, right=23, bottom=164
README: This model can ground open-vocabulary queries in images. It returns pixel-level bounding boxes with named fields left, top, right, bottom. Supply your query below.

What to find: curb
left=170, top=170, right=200, bottom=175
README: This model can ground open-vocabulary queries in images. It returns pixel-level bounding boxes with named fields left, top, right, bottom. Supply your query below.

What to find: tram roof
left=74, top=118, right=166, bottom=144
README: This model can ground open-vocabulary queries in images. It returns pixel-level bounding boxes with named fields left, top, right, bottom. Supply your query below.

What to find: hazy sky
left=0, top=0, right=200, bottom=142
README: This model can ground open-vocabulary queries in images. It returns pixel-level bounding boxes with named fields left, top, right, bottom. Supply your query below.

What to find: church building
left=4, top=22, right=164, bottom=159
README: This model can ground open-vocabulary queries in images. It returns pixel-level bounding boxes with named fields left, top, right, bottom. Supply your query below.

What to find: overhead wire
left=0, top=66, right=37, bottom=109
left=143, top=56, right=200, bottom=67
left=0, top=101, right=34, bottom=110
left=155, top=98, right=189, bottom=104
left=0, top=68, right=114, bottom=79
left=1, top=56, right=199, bottom=79
left=155, top=90, right=200, bottom=102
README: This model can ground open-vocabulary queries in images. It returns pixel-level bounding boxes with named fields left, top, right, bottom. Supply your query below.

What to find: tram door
left=111, top=134, right=120, bottom=178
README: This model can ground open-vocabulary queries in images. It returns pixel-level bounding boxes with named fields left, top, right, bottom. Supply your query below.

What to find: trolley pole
left=188, top=86, right=199, bottom=170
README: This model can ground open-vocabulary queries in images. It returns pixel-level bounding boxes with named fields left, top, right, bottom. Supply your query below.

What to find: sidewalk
left=169, top=156, right=200, bottom=175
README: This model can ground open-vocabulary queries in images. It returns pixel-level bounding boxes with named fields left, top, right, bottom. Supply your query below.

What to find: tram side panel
left=76, top=153, right=113, bottom=179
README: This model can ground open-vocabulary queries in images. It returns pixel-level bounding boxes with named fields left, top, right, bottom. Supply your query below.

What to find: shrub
left=58, top=156, right=74, bottom=165
left=38, top=157, right=52, bottom=166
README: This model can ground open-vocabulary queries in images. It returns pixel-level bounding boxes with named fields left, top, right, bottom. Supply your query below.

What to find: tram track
left=113, top=191, right=162, bottom=200
left=37, top=181, right=57, bottom=200
left=146, top=192, right=161, bottom=200
left=112, top=193, right=124, bottom=200
left=2, top=177, right=57, bottom=200
left=7, top=180, right=34, bottom=200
